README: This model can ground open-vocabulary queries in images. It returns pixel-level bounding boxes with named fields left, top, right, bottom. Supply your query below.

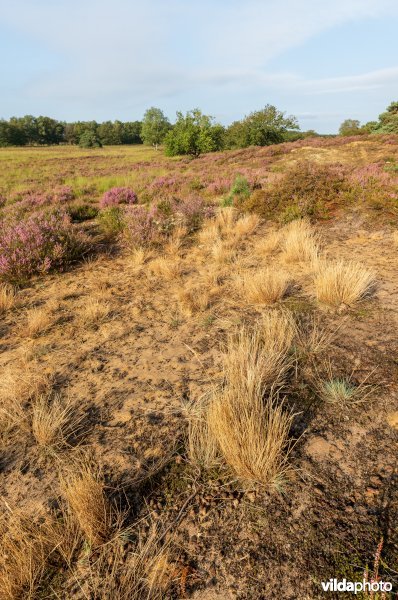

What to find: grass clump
left=236, top=267, right=291, bottom=304
left=60, top=463, right=112, bottom=547
left=188, top=314, right=296, bottom=486
left=0, top=283, right=15, bottom=313
left=282, top=218, right=320, bottom=264
left=314, top=260, right=376, bottom=306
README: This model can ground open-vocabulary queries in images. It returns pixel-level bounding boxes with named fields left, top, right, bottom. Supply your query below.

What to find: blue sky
left=1, top=0, right=398, bottom=133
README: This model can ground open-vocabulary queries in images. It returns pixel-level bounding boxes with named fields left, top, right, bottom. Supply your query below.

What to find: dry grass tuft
left=129, top=246, right=149, bottom=271
left=211, top=238, right=236, bottom=264
left=185, top=394, right=220, bottom=469
left=208, top=386, right=293, bottom=487
left=79, top=524, right=173, bottom=600
left=0, top=362, right=53, bottom=436
left=282, top=219, right=320, bottom=263
left=198, top=221, right=220, bottom=246
left=236, top=267, right=291, bottom=304
left=314, top=259, right=376, bottom=306
left=149, top=256, right=182, bottom=281
left=0, top=510, right=57, bottom=600
left=177, top=282, right=219, bottom=316
left=0, top=283, right=16, bottom=314
left=0, top=505, right=82, bottom=600
left=79, top=297, right=110, bottom=326
left=31, top=394, right=82, bottom=450
left=60, top=463, right=112, bottom=547
left=24, top=307, right=54, bottom=338
left=214, top=207, right=237, bottom=234
left=255, top=230, right=281, bottom=255
left=233, top=213, right=260, bottom=238
left=188, top=316, right=296, bottom=484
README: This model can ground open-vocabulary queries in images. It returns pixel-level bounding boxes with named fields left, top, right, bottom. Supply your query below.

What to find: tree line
left=0, top=105, right=315, bottom=156
left=2, top=101, right=395, bottom=156
left=339, top=101, right=398, bottom=136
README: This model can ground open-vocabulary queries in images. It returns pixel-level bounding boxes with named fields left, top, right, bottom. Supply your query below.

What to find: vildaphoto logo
left=321, top=578, right=393, bottom=594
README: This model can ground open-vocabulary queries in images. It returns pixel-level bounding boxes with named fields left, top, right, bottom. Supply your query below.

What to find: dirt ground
left=1, top=196, right=397, bottom=598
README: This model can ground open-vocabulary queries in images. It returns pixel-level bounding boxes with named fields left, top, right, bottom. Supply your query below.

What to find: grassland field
left=0, top=136, right=397, bottom=599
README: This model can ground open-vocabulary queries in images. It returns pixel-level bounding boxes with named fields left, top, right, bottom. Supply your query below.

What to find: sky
left=1, top=0, right=398, bottom=133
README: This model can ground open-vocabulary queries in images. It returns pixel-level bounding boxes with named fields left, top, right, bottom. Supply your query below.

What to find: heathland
left=0, top=135, right=397, bottom=599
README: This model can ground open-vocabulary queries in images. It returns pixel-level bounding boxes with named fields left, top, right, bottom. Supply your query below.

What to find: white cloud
left=1, top=0, right=398, bottom=118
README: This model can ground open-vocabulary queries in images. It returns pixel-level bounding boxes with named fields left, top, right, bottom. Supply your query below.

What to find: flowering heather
left=53, top=185, right=74, bottom=203
left=173, top=195, right=215, bottom=231
left=0, top=209, right=86, bottom=284
left=100, top=187, right=138, bottom=209
left=150, top=176, right=179, bottom=191
left=207, top=178, right=232, bottom=195
left=121, top=205, right=158, bottom=248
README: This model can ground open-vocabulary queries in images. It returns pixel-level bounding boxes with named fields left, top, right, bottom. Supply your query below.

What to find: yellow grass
left=236, top=267, right=291, bottom=304
left=211, top=238, right=236, bottom=264
left=24, top=307, right=54, bottom=338
left=0, top=283, right=15, bottom=314
left=31, top=394, right=82, bottom=450
left=255, top=230, right=281, bottom=255
left=149, top=256, right=182, bottom=280
left=79, top=297, right=110, bottom=326
left=60, top=464, right=112, bottom=547
left=177, top=282, right=219, bottom=316
left=81, top=524, right=173, bottom=599
left=282, top=219, right=320, bottom=263
left=233, top=213, right=260, bottom=238
left=0, top=362, right=53, bottom=435
left=0, top=506, right=82, bottom=600
left=208, top=386, right=293, bottom=487
left=314, top=259, right=376, bottom=306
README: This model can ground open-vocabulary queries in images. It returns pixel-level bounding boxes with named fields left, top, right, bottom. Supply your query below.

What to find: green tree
left=225, top=105, right=299, bottom=148
left=164, top=109, right=224, bottom=157
left=338, top=119, right=364, bottom=136
left=79, top=130, right=102, bottom=148
left=141, top=107, right=170, bottom=150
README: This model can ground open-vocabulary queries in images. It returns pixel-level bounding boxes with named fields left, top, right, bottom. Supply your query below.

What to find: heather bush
left=53, top=185, right=74, bottom=203
left=243, top=161, right=349, bottom=219
left=120, top=205, right=158, bottom=248
left=99, top=187, right=138, bottom=209
left=173, top=195, right=215, bottom=231
left=0, top=209, right=86, bottom=284
left=207, top=177, right=231, bottom=195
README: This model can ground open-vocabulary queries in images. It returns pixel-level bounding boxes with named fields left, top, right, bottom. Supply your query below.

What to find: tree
left=78, top=130, right=102, bottom=148
left=338, top=119, right=363, bottom=136
left=375, top=101, right=398, bottom=134
left=225, top=105, right=299, bottom=149
left=164, top=109, right=225, bottom=157
left=141, top=107, right=170, bottom=150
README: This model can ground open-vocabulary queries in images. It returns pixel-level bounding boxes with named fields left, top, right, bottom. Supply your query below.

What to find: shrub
left=79, top=131, right=102, bottom=148
left=53, top=185, right=74, bottom=203
left=225, top=175, right=251, bottom=206
left=99, top=187, right=138, bottom=209
left=120, top=205, right=158, bottom=249
left=173, top=195, right=214, bottom=231
left=0, top=209, right=86, bottom=284
left=68, top=203, right=98, bottom=222
left=97, top=206, right=125, bottom=236
left=244, top=161, right=349, bottom=219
